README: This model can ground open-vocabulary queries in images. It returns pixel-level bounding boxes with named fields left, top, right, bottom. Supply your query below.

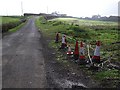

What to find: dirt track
left=2, top=17, right=47, bottom=88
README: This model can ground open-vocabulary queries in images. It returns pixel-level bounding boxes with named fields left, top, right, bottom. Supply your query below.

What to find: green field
left=52, top=18, right=117, bottom=26
left=1, top=16, right=26, bottom=33
left=36, top=17, right=119, bottom=68
left=2, top=16, right=21, bottom=24
left=36, top=16, right=119, bottom=87
left=36, top=17, right=119, bottom=57
left=36, top=16, right=118, bottom=44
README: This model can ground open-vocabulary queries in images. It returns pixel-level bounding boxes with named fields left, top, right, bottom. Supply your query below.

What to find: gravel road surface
left=2, top=17, right=47, bottom=88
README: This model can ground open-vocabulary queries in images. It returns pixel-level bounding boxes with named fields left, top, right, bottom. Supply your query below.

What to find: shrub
left=2, top=21, right=22, bottom=33
left=68, top=25, right=85, bottom=32
left=52, top=21, right=62, bottom=26
left=66, top=29, right=75, bottom=35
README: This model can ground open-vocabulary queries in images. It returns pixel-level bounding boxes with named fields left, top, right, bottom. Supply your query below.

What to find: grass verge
left=35, top=16, right=120, bottom=88
left=9, top=22, right=26, bottom=33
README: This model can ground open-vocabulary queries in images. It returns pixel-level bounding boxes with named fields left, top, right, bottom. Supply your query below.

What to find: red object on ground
left=60, top=35, right=67, bottom=49
left=55, top=32, right=59, bottom=43
left=67, top=45, right=73, bottom=55
left=74, top=40, right=79, bottom=60
left=79, top=41, right=85, bottom=60
left=92, top=41, right=101, bottom=63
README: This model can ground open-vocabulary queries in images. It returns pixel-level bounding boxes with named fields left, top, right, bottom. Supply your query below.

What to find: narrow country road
left=2, top=17, right=47, bottom=88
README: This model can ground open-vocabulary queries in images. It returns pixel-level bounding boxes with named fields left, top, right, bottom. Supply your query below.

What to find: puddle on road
left=55, top=79, right=87, bottom=88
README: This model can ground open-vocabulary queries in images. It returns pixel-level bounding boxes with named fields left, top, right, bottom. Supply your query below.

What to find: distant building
left=81, top=15, right=119, bottom=22
left=92, top=15, right=101, bottom=20
left=51, top=11, right=67, bottom=17
left=108, top=16, right=118, bottom=21
left=24, top=13, right=39, bottom=16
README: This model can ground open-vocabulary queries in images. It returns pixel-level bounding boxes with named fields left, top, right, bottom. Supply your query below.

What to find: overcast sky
left=0, top=0, right=119, bottom=17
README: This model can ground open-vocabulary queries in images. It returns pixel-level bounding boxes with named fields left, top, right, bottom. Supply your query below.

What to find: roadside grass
left=36, top=16, right=119, bottom=60
left=8, top=22, right=26, bottom=33
left=95, top=69, right=120, bottom=80
left=94, top=69, right=120, bottom=87
left=0, top=17, right=1, bottom=28
left=35, top=16, right=120, bottom=87
left=2, top=16, right=21, bottom=24
left=2, top=16, right=27, bottom=33
left=0, top=16, right=2, bottom=25
left=82, top=68, right=120, bottom=88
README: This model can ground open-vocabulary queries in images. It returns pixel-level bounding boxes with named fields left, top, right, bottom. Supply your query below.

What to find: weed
left=95, top=69, right=120, bottom=80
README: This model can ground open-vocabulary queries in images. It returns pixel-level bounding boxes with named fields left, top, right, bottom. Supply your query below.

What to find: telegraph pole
left=6, top=9, right=8, bottom=16
left=21, top=1, right=23, bottom=16
left=47, top=6, right=48, bottom=14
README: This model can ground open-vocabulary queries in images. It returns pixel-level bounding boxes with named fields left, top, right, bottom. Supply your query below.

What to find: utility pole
left=6, top=9, right=8, bottom=16
left=21, top=1, right=23, bottom=16
left=47, top=6, right=48, bottom=14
